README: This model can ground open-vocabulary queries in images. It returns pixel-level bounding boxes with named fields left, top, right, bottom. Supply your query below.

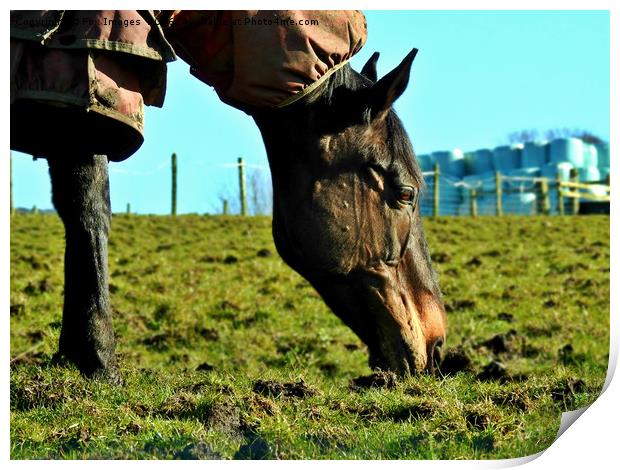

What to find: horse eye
left=397, top=187, right=416, bottom=205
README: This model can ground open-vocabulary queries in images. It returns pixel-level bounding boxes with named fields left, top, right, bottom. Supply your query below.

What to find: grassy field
left=10, top=213, right=609, bottom=459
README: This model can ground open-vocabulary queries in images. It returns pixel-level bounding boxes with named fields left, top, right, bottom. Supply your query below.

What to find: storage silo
left=594, top=142, right=610, bottom=169
left=493, top=144, right=522, bottom=172
left=542, top=162, right=574, bottom=181
left=472, top=149, right=494, bottom=175
left=416, top=153, right=432, bottom=172
left=582, top=143, right=599, bottom=168
left=521, top=141, right=548, bottom=168
left=578, top=166, right=601, bottom=182
left=463, top=152, right=477, bottom=176
left=549, top=138, right=584, bottom=167
left=431, top=149, right=466, bottom=178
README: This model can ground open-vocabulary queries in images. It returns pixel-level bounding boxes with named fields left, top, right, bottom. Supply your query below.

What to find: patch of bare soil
left=477, top=329, right=518, bottom=355
left=438, top=347, right=473, bottom=375
left=389, top=402, right=436, bottom=422
left=349, top=371, right=397, bottom=391
left=477, top=360, right=508, bottom=381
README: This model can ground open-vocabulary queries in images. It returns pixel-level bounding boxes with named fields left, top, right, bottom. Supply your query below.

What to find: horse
left=10, top=10, right=446, bottom=382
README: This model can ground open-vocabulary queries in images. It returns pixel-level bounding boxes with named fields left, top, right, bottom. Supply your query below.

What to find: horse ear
left=367, top=48, right=418, bottom=119
left=361, top=52, right=380, bottom=82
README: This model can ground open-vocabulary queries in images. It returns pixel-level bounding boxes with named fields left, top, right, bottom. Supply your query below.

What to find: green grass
left=10, top=213, right=609, bottom=459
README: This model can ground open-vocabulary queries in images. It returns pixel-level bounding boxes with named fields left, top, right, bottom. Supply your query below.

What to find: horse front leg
left=48, top=154, right=120, bottom=383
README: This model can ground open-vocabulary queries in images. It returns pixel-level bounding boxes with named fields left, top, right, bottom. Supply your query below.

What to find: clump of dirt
left=482, top=249, right=501, bottom=257
left=195, top=362, right=215, bottom=372
left=439, top=347, right=473, bottom=375
left=248, top=395, right=278, bottom=416
left=558, top=344, right=585, bottom=365
left=543, top=299, right=559, bottom=308
left=142, top=332, right=171, bottom=351
left=158, top=393, right=196, bottom=419
left=319, top=362, right=338, bottom=376
left=389, top=402, right=436, bottom=422
left=521, top=343, right=541, bottom=358
left=551, top=378, right=586, bottom=408
left=431, top=252, right=451, bottom=263
left=349, top=371, right=397, bottom=391
left=120, top=422, right=142, bottom=435
left=344, top=342, right=363, bottom=351
left=477, top=360, right=508, bottom=382
left=24, top=279, right=53, bottom=295
left=196, top=327, right=220, bottom=341
left=174, top=442, right=222, bottom=460
left=523, top=322, right=562, bottom=337
left=10, top=374, right=85, bottom=411
left=491, top=390, right=533, bottom=412
left=10, top=351, right=47, bottom=368
left=10, top=302, right=26, bottom=317
left=444, top=299, right=476, bottom=313
left=497, top=312, right=514, bottom=323
left=253, top=379, right=316, bottom=399
left=131, top=403, right=152, bottom=417
left=24, top=282, right=37, bottom=295
left=466, top=256, right=483, bottom=267
left=202, top=402, right=242, bottom=435
left=465, top=409, right=492, bottom=430
left=223, top=255, right=239, bottom=264
left=25, top=330, right=45, bottom=343
left=256, top=248, right=272, bottom=258
left=477, top=329, right=518, bottom=355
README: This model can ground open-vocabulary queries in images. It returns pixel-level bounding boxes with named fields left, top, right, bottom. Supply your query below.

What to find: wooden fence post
left=171, top=153, right=177, bottom=216
left=223, top=199, right=229, bottom=215
left=495, top=171, right=503, bottom=216
left=433, top=164, right=440, bottom=217
left=470, top=188, right=478, bottom=217
left=557, top=172, right=564, bottom=216
left=539, top=178, right=550, bottom=215
left=570, top=168, right=580, bottom=215
left=238, top=157, right=248, bottom=216
left=126, top=203, right=131, bottom=215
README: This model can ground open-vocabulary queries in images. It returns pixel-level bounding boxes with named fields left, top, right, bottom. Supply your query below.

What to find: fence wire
left=420, top=172, right=609, bottom=217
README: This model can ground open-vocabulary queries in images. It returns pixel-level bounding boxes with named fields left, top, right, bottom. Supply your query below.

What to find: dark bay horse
left=11, top=16, right=446, bottom=382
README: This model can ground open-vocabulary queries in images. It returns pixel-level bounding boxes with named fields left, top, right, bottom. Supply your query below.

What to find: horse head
left=253, top=49, right=446, bottom=375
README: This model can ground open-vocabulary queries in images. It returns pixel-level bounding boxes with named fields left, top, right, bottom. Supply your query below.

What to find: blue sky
left=11, top=10, right=610, bottom=214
